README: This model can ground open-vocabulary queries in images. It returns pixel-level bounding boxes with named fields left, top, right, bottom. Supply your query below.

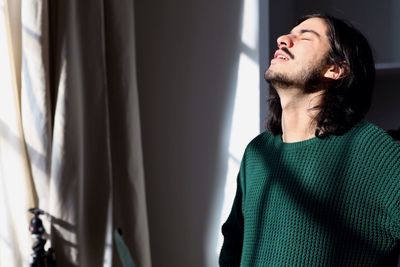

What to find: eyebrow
left=291, top=29, right=321, bottom=38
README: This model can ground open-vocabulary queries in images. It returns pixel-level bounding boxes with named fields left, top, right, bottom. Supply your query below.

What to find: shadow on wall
left=135, top=0, right=243, bottom=266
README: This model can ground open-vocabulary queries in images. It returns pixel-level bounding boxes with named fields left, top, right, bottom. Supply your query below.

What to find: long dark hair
left=267, top=14, right=376, bottom=137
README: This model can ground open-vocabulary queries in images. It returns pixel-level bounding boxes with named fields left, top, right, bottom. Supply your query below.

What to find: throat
left=278, top=89, right=322, bottom=143
left=280, top=102, right=319, bottom=143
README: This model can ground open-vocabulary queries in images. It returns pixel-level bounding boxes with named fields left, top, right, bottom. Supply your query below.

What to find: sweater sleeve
left=219, top=176, right=244, bottom=267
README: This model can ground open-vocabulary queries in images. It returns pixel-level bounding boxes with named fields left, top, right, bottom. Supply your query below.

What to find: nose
left=277, top=34, right=293, bottom=48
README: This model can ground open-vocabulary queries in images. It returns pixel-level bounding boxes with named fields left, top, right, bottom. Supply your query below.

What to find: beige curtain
left=0, top=0, right=151, bottom=266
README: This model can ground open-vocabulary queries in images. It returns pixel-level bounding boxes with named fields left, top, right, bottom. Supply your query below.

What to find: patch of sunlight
left=216, top=0, right=260, bottom=256
left=216, top=51, right=260, bottom=255
left=241, top=0, right=259, bottom=50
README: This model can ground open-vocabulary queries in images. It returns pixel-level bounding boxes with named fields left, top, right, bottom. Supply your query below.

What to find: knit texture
left=220, top=121, right=400, bottom=266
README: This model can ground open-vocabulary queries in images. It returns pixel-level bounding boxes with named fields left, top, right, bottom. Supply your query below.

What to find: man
left=219, top=14, right=400, bottom=266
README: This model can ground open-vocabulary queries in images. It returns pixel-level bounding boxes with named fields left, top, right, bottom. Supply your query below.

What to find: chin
left=264, top=68, right=276, bottom=81
left=265, top=68, right=282, bottom=82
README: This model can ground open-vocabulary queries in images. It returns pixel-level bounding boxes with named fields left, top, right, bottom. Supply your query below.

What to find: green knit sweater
left=220, top=121, right=400, bottom=266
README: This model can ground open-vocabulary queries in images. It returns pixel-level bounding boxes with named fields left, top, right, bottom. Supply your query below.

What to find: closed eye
left=299, top=29, right=321, bottom=41
left=300, top=33, right=314, bottom=40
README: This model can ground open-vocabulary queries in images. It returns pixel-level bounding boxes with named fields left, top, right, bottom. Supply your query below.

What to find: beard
left=264, top=57, right=329, bottom=93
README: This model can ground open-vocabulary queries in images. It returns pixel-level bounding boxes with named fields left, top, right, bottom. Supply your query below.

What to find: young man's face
left=265, top=17, right=332, bottom=90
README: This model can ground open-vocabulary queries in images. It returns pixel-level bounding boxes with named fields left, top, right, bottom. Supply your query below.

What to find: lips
left=274, top=50, right=290, bottom=61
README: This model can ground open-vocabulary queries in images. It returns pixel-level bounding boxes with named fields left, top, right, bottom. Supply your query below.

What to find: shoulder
left=244, top=131, right=275, bottom=155
left=236, top=131, right=276, bottom=167
left=346, top=121, right=400, bottom=149
left=341, top=121, right=400, bottom=166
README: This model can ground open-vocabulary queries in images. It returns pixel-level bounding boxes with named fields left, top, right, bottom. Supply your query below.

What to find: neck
left=277, top=87, right=323, bottom=143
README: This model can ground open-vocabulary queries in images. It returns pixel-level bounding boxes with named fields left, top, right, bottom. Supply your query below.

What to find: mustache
left=281, top=47, right=295, bottom=59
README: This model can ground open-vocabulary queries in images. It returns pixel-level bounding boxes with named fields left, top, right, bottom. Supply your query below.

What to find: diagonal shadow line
left=0, top=119, right=47, bottom=174
left=229, top=152, right=241, bottom=165
left=247, top=135, right=388, bottom=265
left=50, top=219, right=79, bottom=267
left=22, top=24, right=42, bottom=41
left=0, top=169, right=24, bottom=266
left=50, top=215, right=77, bottom=233
left=240, top=42, right=259, bottom=63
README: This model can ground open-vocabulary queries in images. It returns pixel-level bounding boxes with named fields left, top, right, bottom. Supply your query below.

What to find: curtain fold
left=0, top=0, right=151, bottom=266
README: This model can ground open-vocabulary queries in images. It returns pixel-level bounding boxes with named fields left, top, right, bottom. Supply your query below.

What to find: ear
left=323, top=62, right=350, bottom=80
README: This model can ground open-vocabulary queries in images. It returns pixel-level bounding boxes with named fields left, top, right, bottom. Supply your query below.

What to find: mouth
left=274, top=50, right=290, bottom=61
